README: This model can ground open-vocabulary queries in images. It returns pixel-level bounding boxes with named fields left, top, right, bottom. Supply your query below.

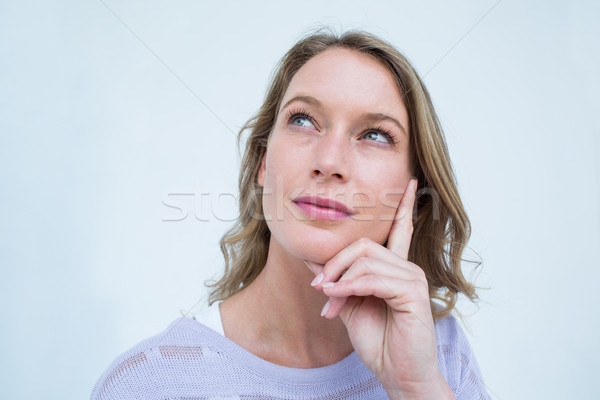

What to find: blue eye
left=287, top=107, right=317, bottom=129
left=363, top=131, right=388, bottom=143
left=291, top=115, right=315, bottom=128
left=361, top=129, right=397, bottom=145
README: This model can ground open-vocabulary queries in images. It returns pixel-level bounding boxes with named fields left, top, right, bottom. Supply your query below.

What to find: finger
left=320, top=295, right=360, bottom=320
left=322, top=276, right=430, bottom=319
left=320, top=257, right=424, bottom=318
left=386, top=177, right=418, bottom=259
left=315, top=237, right=405, bottom=289
left=321, top=295, right=346, bottom=319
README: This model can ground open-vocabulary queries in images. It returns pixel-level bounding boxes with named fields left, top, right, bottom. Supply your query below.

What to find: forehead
left=282, top=48, right=407, bottom=122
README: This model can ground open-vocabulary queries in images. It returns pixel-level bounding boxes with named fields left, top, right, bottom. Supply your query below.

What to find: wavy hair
left=205, top=27, right=480, bottom=319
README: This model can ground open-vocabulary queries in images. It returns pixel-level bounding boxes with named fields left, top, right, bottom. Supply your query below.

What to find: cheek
left=359, top=185, right=402, bottom=246
left=377, top=189, right=403, bottom=220
left=373, top=161, right=413, bottom=218
left=262, top=141, right=308, bottom=195
left=260, top=153, right=300, bottom=221
left=353, top=175, right=405, bottom=218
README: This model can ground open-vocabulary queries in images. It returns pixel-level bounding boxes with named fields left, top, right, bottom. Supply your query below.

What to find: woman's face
left=258, top=48, right=413, bottom=263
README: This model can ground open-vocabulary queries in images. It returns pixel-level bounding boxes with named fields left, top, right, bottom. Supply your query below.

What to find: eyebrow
left=280, top=95, right=407, bottom=135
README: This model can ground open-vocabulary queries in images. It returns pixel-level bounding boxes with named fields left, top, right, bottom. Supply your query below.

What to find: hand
left=305, top=178, right=454, bottom=400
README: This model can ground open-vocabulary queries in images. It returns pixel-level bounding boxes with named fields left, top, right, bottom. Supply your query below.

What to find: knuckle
left=344, top=278, right=355, bottom=292
left=356, top=237, right=372, bottom=250
left=406, top=260, right=423, bottom=274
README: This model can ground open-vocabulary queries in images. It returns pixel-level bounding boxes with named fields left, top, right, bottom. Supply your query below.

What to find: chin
left=276, top=226, right=354, bottom=264
left=297, top=245, right=343, bottom=265
left=265, top=214, right=392, bottom=264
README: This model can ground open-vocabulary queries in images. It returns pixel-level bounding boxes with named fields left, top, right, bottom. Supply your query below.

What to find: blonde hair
left=205, top=27, right=479, bottom=319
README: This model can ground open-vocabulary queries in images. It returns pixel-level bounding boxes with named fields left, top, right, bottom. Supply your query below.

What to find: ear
left=257, top=153, right=266, bottom=187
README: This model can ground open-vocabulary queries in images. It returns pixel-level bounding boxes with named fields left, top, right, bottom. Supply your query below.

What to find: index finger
left=386, top=177, right=418, bottom=259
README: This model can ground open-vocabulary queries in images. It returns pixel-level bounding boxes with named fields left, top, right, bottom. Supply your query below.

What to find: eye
left=286, top=107, right=317, bottom=129
left=291, top=115, right=315, bottom=128
left=361, top=127, right=398, bottom=146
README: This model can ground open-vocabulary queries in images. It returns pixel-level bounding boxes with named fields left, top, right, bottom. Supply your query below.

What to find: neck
left=219, top=237, right=354, bottom=368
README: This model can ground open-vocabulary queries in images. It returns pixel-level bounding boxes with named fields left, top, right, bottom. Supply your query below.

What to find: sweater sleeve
left=435, top=314, right=492, bottom=400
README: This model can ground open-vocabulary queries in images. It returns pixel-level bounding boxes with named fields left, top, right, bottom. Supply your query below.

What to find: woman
left=92, top=28, right=490, bottom=400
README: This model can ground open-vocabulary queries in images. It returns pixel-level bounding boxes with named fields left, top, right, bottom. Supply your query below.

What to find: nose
left=311, top=130, right=351, bottom=183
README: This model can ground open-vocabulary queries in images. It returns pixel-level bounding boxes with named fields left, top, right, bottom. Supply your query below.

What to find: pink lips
left=292, top=196, right=354, bottom=220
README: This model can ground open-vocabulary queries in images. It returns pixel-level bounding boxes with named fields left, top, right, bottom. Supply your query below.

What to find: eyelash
left=286, top=108, right=399, bottom=146
left=286, top=107, right=315, bottom=126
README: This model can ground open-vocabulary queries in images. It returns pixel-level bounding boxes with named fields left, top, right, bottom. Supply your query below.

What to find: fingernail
left=322, top=282, right=335, bottom=288
left=311, top=273, right=324, bottom=287
left=320, top=299, right=331, bottom=317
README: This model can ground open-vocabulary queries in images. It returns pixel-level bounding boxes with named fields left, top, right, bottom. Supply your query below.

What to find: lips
left=292, top=196, right=355, bottom=220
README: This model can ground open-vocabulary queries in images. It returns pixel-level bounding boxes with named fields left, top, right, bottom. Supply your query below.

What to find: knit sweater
left=91, top=301, right=491, bottom=399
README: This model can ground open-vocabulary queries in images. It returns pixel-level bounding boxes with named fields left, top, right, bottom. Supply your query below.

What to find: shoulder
left=90, top=317, right=223, bottom=400
left=434, top=312, right=468, bottom=348
left=434, top=313, right=492, bottom=400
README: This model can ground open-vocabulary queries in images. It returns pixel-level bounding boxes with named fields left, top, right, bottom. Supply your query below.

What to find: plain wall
left=1, top=0, right=598, bottom=399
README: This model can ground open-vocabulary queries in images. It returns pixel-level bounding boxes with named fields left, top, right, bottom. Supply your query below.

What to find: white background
left=1, top=1, right=599, bottom=399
